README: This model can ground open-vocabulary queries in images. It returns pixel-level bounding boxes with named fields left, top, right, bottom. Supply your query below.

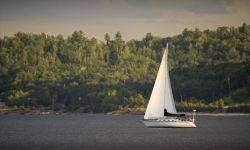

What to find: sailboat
left=143, top=44, right=196, bottom=128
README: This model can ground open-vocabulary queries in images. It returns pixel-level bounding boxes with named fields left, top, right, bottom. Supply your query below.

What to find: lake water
left=0, top=114, right=249, bottom=150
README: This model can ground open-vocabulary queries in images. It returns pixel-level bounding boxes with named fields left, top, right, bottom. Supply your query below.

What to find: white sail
left=144, top=44, right=177, bottom=119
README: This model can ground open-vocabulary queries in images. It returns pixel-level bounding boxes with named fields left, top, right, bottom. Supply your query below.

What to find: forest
left=0, top=24, right=249, bottom=113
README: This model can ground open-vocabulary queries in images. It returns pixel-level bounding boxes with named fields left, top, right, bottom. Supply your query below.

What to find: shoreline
left=1, top=106, right=250, bottom=116
left=0, top=109, right=250, bottom=116
left=105, top=110, right=250, bottom=116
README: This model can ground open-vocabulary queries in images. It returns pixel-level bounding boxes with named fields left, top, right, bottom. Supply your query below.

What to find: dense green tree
left=0, top=24, right=250, bottom=112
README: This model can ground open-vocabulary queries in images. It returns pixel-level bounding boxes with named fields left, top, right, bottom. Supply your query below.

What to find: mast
left=164, top=43, right=168, bottom=109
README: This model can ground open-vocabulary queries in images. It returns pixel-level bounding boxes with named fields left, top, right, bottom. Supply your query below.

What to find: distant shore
left=104, top=109, right=250, bottom=116
left=0, top=107, right=250, bottom=116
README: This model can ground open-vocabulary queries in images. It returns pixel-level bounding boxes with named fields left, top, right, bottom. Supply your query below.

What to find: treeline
left=0, top=24, right=249, bottom=112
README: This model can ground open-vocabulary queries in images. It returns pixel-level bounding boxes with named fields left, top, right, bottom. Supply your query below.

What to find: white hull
left=143, top=119, right=196, bottom=128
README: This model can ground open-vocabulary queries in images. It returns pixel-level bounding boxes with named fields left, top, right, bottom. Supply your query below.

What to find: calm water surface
left=0, top=114, right=249, bottom=150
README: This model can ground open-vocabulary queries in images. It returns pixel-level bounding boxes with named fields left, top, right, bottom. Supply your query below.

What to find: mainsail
left=144, top=44, right=177, bottom=119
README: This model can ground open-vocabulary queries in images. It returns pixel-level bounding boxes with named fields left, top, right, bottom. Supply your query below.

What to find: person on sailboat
left=164, top=109, right=185, bottom=117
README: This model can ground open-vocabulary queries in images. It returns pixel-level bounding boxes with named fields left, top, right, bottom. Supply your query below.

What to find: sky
left=0, top=0, right=250, bottom=41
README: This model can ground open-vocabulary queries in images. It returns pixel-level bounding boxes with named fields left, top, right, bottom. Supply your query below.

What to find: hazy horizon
left=1, top=0, right=250, bottom=41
